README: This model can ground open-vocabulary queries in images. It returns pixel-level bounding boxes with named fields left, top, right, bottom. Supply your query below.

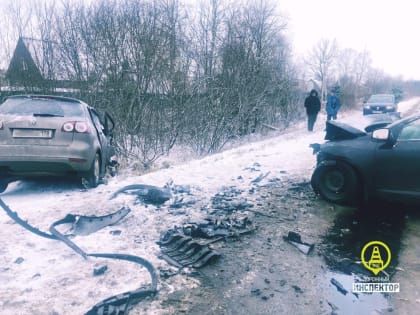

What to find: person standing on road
left=326, top=89, right=341, bottom=121
left=304, top=89, right=321, bottom=131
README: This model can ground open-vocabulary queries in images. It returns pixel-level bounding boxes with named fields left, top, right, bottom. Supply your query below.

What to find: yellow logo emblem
left=361, top=241, right=391, bottom=275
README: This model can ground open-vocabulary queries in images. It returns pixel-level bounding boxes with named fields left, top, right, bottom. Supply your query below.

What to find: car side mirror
left=372, top=128, right=390, bottom=140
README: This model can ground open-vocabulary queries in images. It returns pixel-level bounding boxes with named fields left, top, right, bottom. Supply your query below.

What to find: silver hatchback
left=0, top=95, right=116, bottom=192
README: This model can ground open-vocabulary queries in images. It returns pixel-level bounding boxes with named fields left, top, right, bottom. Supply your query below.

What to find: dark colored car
left=363, top=94, right=397, bottom=115
left=0, top=95, right=116, bottom=193
left=311, top=113, right=420, bottom=206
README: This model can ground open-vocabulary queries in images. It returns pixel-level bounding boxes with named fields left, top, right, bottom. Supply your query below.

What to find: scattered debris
left=0, top=198, right=157, bottom=315
left=209, top=186, right=254, bottom=215
left=288, top=182, right=310, bottom=191
left=169, top=198, right=196, bottom=209
left=243, top=162, right=261, bottom=172
left=110, top=230, right=122, bottom=236
left=330, top=278, right=348, bottom=295
left=32, top=273, right=41, bottom=279
left=283, top=231, right=314, bottom=255
left=93, top=265, right=108, bottom=276
left=251, top=172, right=271, bottom=184
left=292, top=285, right=304, bottom=294
left=251, top=288, right=261, bottom=296
left=109, top=184, right=171, bottom=205
left=182, top=216, right=254, bottom=239
left=158, top=234, right=221, bottom=268
left=70, top=207, right=131, bottom=236
left=328, top=301, right=339, bottom=312
left=159, top=268, right=179, bottom=279
left=14, top=257, right=24, bottom=264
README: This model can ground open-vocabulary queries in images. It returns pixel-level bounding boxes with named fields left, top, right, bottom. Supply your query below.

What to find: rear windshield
left=0, top=97, right=85, bottom=117
left=368, top=95, right=395, bottom=103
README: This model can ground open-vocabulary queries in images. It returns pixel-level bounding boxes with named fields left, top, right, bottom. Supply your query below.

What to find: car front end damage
left=310, top=120, right=378, bottom=206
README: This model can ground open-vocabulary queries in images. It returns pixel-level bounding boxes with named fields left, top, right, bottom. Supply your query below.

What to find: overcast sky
left=280, top=0, right=420, bottom=80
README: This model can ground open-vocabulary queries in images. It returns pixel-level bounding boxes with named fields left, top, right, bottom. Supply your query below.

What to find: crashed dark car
left=0, top=95, right=116, bottom=192
left=311, top=113, right=420, bottom=206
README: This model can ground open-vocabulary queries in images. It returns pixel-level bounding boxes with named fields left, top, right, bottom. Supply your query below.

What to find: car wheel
left=85, top=153, right=101, bottom=188
left=312, top=161, right=361, bottom=205
left=0, top=179, right=9, bottom=193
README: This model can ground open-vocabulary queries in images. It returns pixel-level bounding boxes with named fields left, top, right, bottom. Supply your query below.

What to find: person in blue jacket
left=326, top=89, right=341, bottom=120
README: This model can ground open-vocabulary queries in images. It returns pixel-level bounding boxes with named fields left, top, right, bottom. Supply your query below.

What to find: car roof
left=367, top=94, right=395, bottom=101
left=4, top=94, right=85, bottom=105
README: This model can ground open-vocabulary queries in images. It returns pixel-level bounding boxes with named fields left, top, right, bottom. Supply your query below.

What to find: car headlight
left=386, top=105, right=393, bottom=109
left=364, top=105, right=371, bottom=109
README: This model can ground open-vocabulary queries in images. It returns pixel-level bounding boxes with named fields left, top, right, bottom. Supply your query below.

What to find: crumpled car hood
left=325, top=121, right=365, bottom=140
left=325, top=113, right=400, bottom=141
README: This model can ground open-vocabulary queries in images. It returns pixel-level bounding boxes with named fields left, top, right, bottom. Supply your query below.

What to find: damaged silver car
left=0, top=95, right=116, bottom=192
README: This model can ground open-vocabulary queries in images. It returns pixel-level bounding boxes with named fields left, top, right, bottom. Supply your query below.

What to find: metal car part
left=110, top=184, right=171, bottom=205
left=0, top=197, right=157, bottom=315
left=158, top=234, right=220, bottom=269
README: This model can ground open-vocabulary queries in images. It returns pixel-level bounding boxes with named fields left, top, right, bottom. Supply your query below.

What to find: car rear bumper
left=0, top=143, right=95, bottom=175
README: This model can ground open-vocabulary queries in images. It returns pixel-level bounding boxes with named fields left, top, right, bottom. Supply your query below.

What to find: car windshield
left=368, top=95, right=394, bottom=103
left=0, top=97, right=85, bottom=117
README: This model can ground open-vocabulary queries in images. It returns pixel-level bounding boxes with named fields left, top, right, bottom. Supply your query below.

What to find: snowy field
left=0, top=98, right=419, bottom=314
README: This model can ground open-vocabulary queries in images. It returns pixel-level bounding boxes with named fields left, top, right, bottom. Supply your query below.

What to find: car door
left=373, top=118, right=420, bottom=200
left=89, top=109, right=110, bottom=168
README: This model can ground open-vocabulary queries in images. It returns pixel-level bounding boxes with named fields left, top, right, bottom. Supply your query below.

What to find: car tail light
left=75, top=122, right=89, bottom=133
left=62, top=122, right=74, bottom=132
left=62, top=121, right=90, bottom=133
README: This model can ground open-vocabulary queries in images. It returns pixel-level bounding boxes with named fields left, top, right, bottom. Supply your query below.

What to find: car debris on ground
left=283, top=231, right=314, bottom=255
left=0, top=197, right=157, bottom=315
left=109, top=184, right=172, bottom=205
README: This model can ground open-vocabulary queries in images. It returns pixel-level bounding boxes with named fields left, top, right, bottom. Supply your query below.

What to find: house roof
left=6, top=36, right=72, bottom=85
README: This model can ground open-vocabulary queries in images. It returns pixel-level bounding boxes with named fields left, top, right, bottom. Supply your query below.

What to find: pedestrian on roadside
left=326, top=89, right=341, bottom=121
left=304, top=89, right=321, bottom=131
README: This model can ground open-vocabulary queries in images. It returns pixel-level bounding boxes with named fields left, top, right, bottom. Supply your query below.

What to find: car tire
left=85, top=153, right=101, bottom=188
left=312, top=161, right=361, bottom=205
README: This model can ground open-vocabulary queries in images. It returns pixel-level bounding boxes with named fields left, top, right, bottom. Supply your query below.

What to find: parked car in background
left=0, top=95, right=116, bottom=193
left=363, top=94, right=398, bottom=115
left=311, top=114, right=420, bottom=206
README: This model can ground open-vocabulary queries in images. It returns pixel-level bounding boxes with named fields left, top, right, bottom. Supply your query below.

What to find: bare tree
left=305, top=38, right=338, bottom=102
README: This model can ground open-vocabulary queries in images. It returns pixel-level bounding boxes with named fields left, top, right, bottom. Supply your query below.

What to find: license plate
left=372, top=110, right=383, bottom=113
left=12, top=128, right=53, bottom=138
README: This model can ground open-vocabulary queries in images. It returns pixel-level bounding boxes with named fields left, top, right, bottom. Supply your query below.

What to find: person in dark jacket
left=326, top=89, right=341, bottom=120
left=304, top=89, right=321, bottom=131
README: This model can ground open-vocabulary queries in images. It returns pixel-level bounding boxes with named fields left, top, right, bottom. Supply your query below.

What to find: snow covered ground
left=0, top=98, right=419, bottom=314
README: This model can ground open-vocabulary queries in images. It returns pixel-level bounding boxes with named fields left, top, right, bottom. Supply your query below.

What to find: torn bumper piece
left=283, top=231, right=314, bottom=255
left=0, top=198, right=157, bottom=315
left=158, top=234, right=220, bottom=268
